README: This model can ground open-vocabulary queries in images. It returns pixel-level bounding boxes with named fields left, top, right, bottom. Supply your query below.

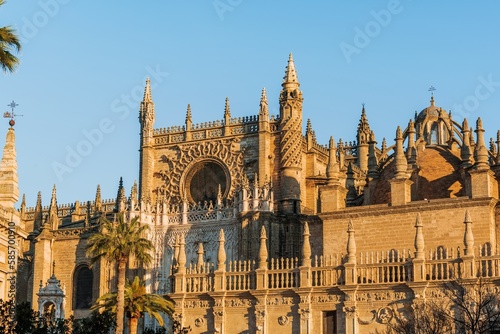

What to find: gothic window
left=430, top=123, right=438, bottom=145
left=73, top=265, right=93, bottom=309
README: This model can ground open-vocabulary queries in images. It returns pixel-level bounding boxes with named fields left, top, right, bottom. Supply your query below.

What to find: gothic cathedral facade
left=2, top=54, right=500, bottom=333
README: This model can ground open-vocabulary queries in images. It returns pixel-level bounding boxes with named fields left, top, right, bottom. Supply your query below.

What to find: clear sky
left=1, top=1, right=499, bottom=207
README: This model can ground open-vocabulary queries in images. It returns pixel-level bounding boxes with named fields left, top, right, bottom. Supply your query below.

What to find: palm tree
left=0, top=0, right=21, bottom=73
left=92, top=276, right=174, bottom=334
left=86, top=213, right=154, bottom=334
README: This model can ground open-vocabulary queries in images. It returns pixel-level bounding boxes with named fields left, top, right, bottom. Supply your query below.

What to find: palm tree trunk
left=116, top=258, right=127, bottom=334
left=129, top=317, right=139, bottom=334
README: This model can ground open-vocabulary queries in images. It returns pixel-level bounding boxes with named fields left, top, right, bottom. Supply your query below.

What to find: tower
left=139, top=78, right=155, bottom=202
left=279, top=53, right=303, bottom=213
left=356, top=105, right=371, bottom=172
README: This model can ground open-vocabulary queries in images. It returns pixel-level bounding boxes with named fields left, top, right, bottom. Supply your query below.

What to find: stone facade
left=1, top=54, right=500, bottom=333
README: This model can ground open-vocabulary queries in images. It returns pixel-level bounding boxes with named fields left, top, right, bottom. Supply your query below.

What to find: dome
left=415, top=96, right=449, bottom=123
left=370, top=146, right=464, bottom=204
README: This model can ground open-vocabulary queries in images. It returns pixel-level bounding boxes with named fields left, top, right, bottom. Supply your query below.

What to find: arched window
left=430, top=123, right=438, bottom=145
left=73, top=265, right=93, bottom=309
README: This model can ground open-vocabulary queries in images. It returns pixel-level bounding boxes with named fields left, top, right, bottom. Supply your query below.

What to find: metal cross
left=7, top=100, right=18, bottom=113
left=428, top=86, right=436, bottom=96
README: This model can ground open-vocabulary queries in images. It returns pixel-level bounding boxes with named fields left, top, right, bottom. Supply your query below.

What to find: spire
left=367, top=131, right=379, bottom=178
left=94, top=184, right=102, bottom=213
left=185, top=104, right=192, bottom=127
left=34, top=191, right=43, bottom=231
left=282, top=52, right=300, bottom=89
left=143, top=78, right=152, bottom=102
left=326, top=136, right=340, bottom=185
left=474, top=117, right=489, bottom=170
left=357, top=104, right=371, bottom=145
left=258, top=225, right=268, bottom=269
left=115, top=177, right=126, bottom=212
left=496, top=130, right=500, bottom=165
left=463, top=210, right=474, bottom=256
left=0, top=127, right=19, bottom=207
left=224, top=97, right=231, bottom=119
left=346, top=219, right=356, bottom=264
left=414, top=213, right=425, bottom=260
left=20, top=193, right=26, bottom=219
left=430, top=95, right=435, bottom=107
left=197, top=242, right=205, bottom=269
left=177, top=234, right=186, bottom=274
left=47, top=185, right=59, bottom=230
left=406, top=119, right=417, bottom=165
left=394, top=126, right=409, bottom=179
left=130, top=181, right=138, bottom=204
left=301, top=222, right=311, bottom=267
left=461, top=119, right=472, bottom=168
left=139, top=78, right=155, bottom=129
left=217, top=229, right=226, bottom=272
left=306, top=119, right=313, bottom=135
left=259, top=87, right=269, bottom=118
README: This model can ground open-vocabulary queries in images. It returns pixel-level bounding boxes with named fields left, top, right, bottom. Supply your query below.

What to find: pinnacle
left=143, top=78, right=152, bottom=102
left=282, top=52, right=299, bottom=86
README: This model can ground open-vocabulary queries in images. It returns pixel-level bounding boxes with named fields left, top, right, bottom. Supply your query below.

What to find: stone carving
left=278, top=315, right=289, bottom=326
left=298, top=308, right=310, bottom=320
left=225, top=298, right=251, bottom=307
left=343, top=306, right=357, bottom=319
left=213, top=311, right=224, bottom=320
left=311, top=294, right=342, bottom=303
left=356, top=291, right=407, bottom=302
left=194, top=317, right=204, bottom=327
left=154, top=139, right=244, bottom=204
left=377, top=307, right=393, bottom=324
left=255, top=310, right=266, bottom=322
left=266, top=297, right=295, bottom=306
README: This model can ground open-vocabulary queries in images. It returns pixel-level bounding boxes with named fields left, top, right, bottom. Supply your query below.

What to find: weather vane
left=3, top=100, right=23, bottom=127
left=428, top=85, right=436, bottom=97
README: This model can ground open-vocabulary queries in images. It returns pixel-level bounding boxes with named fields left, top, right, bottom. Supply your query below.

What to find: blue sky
left=1, top=1, right=499, bottom=207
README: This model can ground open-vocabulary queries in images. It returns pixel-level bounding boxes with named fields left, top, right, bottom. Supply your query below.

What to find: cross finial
left=4, top=100, right=23, bottom=127
left=7, top=100, right=18, bottom=112
left=428, top=85, right=436, bottom=96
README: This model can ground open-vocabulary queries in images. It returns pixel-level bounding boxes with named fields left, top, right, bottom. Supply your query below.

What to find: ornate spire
left=414, top=213, right=425, bottom=260
left=143, top=78, right=152, bottom=102
left=301, top=222, right=311, bottom=267
left=474, top=117, right=489, bottom=170
left=217, top=229, right=226, bottom=271
left=259, top=87, right=269, bottom=119
left=34, top=191, right=43, bottom=231
left=0, top=127, right=19, bottom=207
left=224, top=97, right=231, bottom=119
left=94, top=184, right=102, bottom=213
left=282, top=52, right=300, bottom=89
left=346, top=219, right=356, bottom=264
left=367, top=131, right=379, bottom=178
left=185, top=104, right=192, bottom=126
left=463, top=210, right=474, bottom=256
left=130, top=181, right=138, bottom=204
left=406, top=119, right=417, bottom=165
left=461, top=119, right=472, bottom=168
left=177, top=234, right=186, bottom=274
left=197, top=242, right=205, bottom=268
left=496, top=130, right=500, bottom=165
left=258, top=225, right=268, bottom=269
left=306, top=119, right=313, bottom=135
left=115, top=177, right=126, bottom=212
left=357, top=104, right=371, bottom=145
left=394, top=126, right=409, bottom=179
left=326, top=136, right=340, bottom=184
left=47, top=185, right=59, bottom=230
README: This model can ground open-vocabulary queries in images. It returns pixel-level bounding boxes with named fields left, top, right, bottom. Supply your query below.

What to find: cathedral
left=1, top=54, right=500, bottom=333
